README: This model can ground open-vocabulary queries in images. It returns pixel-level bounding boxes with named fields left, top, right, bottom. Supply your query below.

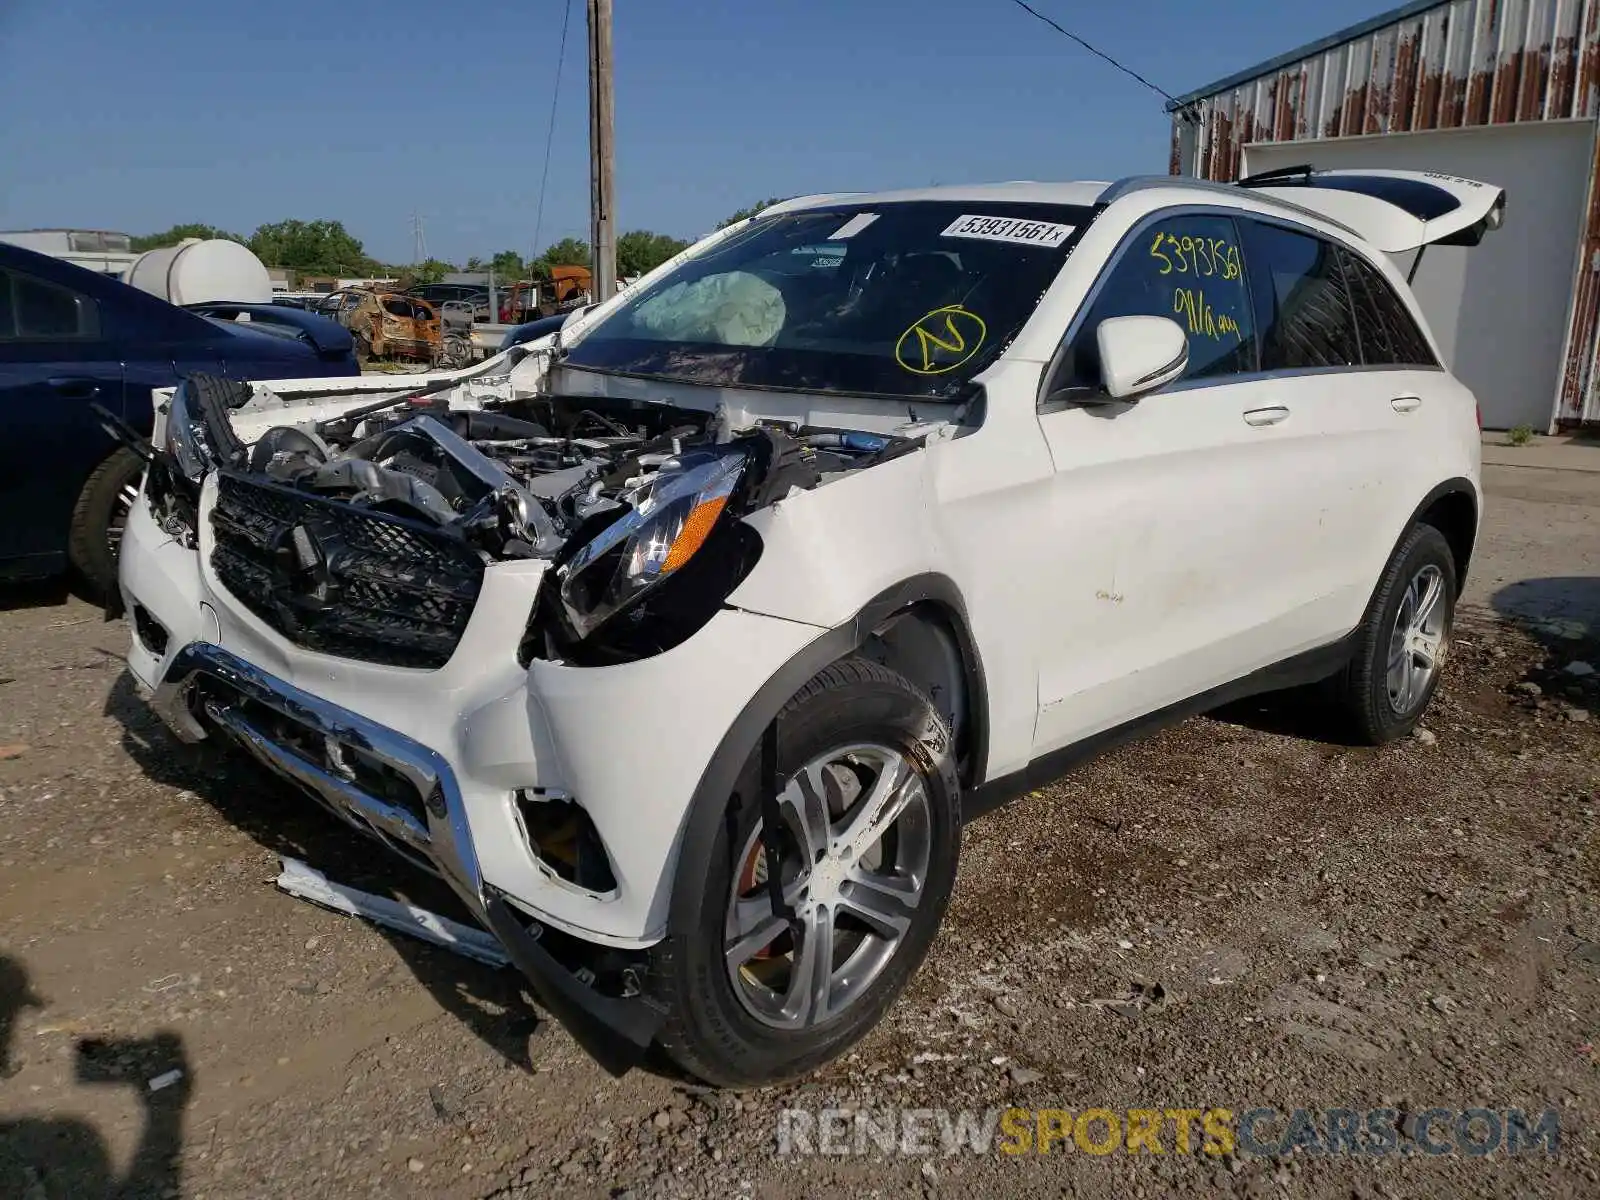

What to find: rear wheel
left=68, top=447, right=145, bottom=599
left=650, top=658, right=960, bottom=1087
left=1330, top=522, right=1456, bottom=744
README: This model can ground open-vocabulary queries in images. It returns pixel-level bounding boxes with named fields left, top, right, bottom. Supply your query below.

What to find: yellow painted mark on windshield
left=894, top=305, right=988, bottom=375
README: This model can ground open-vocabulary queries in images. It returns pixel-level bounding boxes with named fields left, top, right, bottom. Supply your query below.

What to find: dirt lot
left=3, top=454, right=1599, bottom=1200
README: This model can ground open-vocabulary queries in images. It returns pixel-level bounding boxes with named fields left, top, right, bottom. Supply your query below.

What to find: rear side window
left=1239, top=221, right=1360, bottom=370
left=1061, top=213, right=1257, bottom=389
left=1338, top=249, right=1438, bottom=367
left=0, top=269, right=99, bottom=340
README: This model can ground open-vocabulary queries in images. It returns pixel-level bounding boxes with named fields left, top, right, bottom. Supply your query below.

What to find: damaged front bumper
left=120, top=487, right=823, bottom=1074
left=147, top=641, right=667, bottom=1074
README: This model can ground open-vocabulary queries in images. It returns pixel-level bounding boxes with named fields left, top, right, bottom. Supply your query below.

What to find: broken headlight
left=555, top=447, right=747, bottom=639
left=162, top=382, right=214, bottom=485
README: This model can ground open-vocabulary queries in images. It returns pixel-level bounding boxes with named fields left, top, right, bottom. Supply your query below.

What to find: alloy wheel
left=107, top=482, right=140, bottom=562
left=1387, top=563, right=1447, bottom=714
left=724, top=743, right=931, bottom=1030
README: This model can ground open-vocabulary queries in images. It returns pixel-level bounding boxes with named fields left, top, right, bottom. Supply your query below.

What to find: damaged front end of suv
left=120, top=195, right=1092, bottom=1082
left=129, top=357, right=932, bottom=1071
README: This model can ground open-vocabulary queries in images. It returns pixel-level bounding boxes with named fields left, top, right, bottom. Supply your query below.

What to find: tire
left=650, top=658, right=961, bottom=1088
left=353, top=331, right=373, bottom=368
left=68, top=447, right=146, bottom=600
left=1331, top=522, right=1457, bottom=744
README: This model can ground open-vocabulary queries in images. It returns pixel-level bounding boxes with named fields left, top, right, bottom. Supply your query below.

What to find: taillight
left=1476, top=403, right=1483, bottom=429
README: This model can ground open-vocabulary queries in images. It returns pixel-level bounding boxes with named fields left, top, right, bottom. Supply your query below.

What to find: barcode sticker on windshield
left=941, top=214, right=1075, bottom=247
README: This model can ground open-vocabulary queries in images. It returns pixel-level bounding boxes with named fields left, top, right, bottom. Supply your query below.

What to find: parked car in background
left=0, top=242, right=358, bottom=594
left=270, top=293, right=325, bottom=312
left=184, top=301, right=356, bottom=364
left=341, top=292, right=441, bottom=364
left=497, top=307, right=583, bottom=350
left=119, top=168, right=1498, bottom=1086
left=407, top=283, right=491, bottom=314
left=313, top=288, right=366, bottom=322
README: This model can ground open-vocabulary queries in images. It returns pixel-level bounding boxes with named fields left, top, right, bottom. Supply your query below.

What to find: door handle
left=1243, top=405, right=1290, bottom=427
left=1391, top=395, right=1422, bottom=413
left=46, top=376, right=100, bottom=399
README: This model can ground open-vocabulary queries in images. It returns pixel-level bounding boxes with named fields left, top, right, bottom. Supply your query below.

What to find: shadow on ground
left=1, top=955, right=191, bottom=1200
left=0, top=579, right=81, bottom=614
left=1492, top=576, right=1600, bottom=717
left=100, top=670, right=545, bottom=1075
left=1205, top=682, right=1363, bottom=745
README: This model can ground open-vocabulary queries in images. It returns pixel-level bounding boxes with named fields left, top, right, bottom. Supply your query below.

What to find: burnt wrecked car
left=320, top=289, right=442, bottom=365
left=117, top=175, right=1494, bottom=1085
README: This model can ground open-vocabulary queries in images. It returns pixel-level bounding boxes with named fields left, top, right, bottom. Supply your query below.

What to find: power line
left=531, top=0, right=574, bottom=264
left=1002, top=0, right=1179, bottom=108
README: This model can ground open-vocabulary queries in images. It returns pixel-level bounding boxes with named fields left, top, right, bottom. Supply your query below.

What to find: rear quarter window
left=1338, top=248, right=1439, bottom=367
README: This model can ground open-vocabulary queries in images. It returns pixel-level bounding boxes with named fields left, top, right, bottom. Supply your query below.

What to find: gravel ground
left=2, top=458, right=1598, bottom=1200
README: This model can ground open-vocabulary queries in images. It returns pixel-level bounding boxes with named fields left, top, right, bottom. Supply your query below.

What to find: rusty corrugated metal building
left=1169, top=0, right=1600, bottom=429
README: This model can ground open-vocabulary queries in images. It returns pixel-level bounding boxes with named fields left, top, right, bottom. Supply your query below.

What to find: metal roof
left=1169, top=0, right=1453, bottom=109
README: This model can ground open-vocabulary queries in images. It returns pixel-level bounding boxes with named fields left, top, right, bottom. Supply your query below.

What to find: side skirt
left=964, top=631, right=1357, bottom=821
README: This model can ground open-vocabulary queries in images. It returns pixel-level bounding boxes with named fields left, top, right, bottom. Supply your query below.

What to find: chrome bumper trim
left=152, top=642, right=483, bottom=906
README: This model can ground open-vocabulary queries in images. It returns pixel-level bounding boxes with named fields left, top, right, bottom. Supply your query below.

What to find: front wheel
left=1331, top=522, right=1457, bottom=744
left=650, top=658, right=960, bottom=1087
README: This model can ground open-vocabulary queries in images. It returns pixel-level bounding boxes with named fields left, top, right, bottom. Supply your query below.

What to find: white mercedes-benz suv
left=117, top=168, right=1499, bottom=1086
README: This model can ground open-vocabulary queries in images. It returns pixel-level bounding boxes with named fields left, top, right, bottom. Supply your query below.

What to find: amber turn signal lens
left=662, top=496, right=729, bottom=574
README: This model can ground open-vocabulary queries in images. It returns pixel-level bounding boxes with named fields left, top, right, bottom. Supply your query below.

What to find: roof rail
left=1098, top=175, right=1245, bottom=204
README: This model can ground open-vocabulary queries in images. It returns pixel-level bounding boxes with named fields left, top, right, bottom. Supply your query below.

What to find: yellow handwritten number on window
left=1152, top=232, right=1243, bottom=281
left=894, top=306, right=988, bottom=375
left=1173, top=287, right=1240, bottom=341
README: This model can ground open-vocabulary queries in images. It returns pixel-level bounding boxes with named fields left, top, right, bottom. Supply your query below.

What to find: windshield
left=562, top=200, right=1094, bottom=398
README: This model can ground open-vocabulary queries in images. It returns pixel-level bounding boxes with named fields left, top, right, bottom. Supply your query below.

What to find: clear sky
left=0, top=0, right=1393, bottom=265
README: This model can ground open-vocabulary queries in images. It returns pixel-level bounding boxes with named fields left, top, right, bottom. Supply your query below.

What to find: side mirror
left=1096, top=315, right=1189, bottom=400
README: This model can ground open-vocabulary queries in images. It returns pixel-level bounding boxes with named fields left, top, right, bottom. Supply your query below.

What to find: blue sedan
left=0, top=242, right=358, bottom=594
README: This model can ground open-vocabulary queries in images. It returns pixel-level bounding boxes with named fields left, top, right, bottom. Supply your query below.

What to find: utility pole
left=587, top=0, right=616, bottom=302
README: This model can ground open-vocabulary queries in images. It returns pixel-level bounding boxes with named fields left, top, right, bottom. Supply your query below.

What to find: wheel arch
left=1412, top=478, right=1479, bottom=588
left=667, top=574, right=989, bottom=934
left=1354, top=477, right=1477, bottom=633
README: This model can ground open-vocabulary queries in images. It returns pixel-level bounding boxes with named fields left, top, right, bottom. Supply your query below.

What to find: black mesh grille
left=209, top=471, right=484, bottom=669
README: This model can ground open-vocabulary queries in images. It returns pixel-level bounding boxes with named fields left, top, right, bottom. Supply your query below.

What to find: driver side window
left=1057, top=213, right=1256, bottom=392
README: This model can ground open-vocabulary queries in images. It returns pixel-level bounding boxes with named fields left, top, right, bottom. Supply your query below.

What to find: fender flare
left=665, top=574, right=989, bottom=934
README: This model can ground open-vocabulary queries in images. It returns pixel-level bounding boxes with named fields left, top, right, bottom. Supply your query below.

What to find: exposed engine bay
left=144, top=371, right=927, bottom=666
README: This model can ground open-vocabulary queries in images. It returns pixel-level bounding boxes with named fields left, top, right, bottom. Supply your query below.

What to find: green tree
left=129, top=223, right=244, bottom=251
left=491, top=249, right=527, bottom=279
left=537, top=237, right=591, bottom=272
left=616, top=230, right=690, bottom=277
left=464, top=255, right=487, bottom=271
left=404, top=258, right=457, bottom=286
left=717, top=197, right=787, bottom=228
left=247, top=219, right=370, bottom=275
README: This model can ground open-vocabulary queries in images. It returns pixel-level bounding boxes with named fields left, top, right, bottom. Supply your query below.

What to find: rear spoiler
left=1237, top=167, right=1506, bottom=254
